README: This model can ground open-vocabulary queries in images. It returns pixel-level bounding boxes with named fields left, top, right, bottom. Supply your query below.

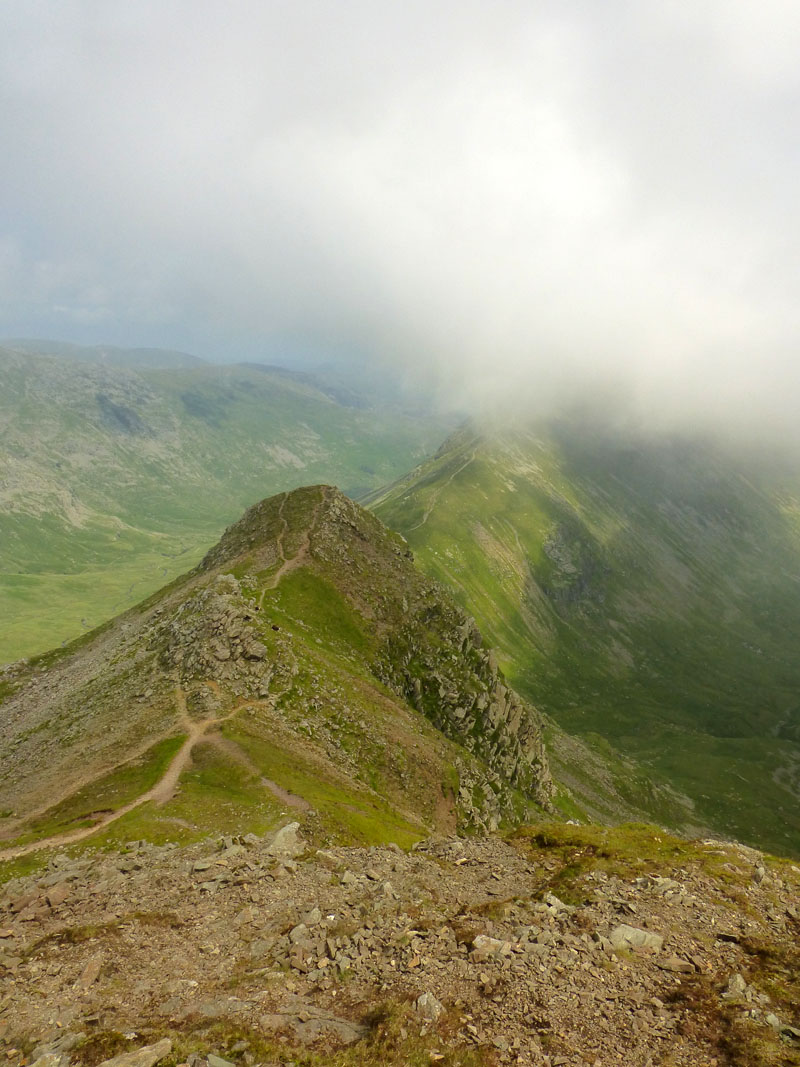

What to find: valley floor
left=2, top=822, right=799, bottom=1067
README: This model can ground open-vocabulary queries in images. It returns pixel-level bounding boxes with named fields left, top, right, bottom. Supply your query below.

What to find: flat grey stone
left=608, top=924, right=663, bottom=953
left=97, top=1038, right=172, bottom=1067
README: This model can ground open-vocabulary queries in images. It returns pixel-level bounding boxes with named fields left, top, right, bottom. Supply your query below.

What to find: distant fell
left=372, top=418, right=800, bottom=856
left=2, top=337, right=208, bottom=369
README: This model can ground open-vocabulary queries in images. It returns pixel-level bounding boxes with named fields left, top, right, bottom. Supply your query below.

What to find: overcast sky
left=2, top=1, right=799, bottom=430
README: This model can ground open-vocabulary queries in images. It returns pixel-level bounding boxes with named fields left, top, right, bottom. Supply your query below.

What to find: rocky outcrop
left=154, top=575, right=268, bottom=684
left=193, top=486, right=554, bottom=815
left=375, top=611, right=553, bottom=811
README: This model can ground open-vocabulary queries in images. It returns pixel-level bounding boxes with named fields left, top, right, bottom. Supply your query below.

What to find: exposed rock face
left=195, top=486, right=554, bottom=814
left=155, top=575, right=268, bottom=683
left=293, top=488, right=553, bottom=811
left=375, top=613, right=552, bottom=810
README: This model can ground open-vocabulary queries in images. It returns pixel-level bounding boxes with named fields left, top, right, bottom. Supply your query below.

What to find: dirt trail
left=0, top=687, right=200, bottom=862
left=147, top=719, right=210, bottom=806
left=0, top=688, right=288, bottom=862
left=0, top=494, right=331, bottom=864
left=209, top=735, right=310, bottom=811
left=0, top=729, right=181, bottom=840
left=259, top=487, right=328, bottom=608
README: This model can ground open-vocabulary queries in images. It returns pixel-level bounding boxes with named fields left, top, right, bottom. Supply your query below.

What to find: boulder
left=608, top=924, right=663, bottom=953
left=471, top=934, right=512, bottom=961
left=97, top=1039, right=172, bottom=1067
left=266, top=822, right=306, bottom=859
left=415, top=992, right=445, bottom=1022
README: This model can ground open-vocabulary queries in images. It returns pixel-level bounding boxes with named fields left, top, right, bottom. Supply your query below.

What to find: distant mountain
left=371, top=418, right=800, bottom=856
left=3, top=339, right=446, bottom=415
left=2, top=338, right=208, bottom=369
left=0, top=486, right=551, bottom=855
left=0, top=345, right=452, bottom=662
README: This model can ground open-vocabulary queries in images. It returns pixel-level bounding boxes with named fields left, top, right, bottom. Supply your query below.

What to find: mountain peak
left=1, top=486, right=551, bottom=861
left=198, top=484, right=336, bottom=572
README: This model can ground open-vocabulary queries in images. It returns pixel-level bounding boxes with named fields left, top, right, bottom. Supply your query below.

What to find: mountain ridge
left=2, top=480, right=800, bottom=1067
left=372, top=418, right=800, bottom=856
left=0, top=345, right=452, bottom=663
left=0, top=485, right=551, bottom=860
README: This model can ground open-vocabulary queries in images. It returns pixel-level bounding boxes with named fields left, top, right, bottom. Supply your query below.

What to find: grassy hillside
left=0, top=346, right=451, bottom=663
left=372, top=418, right=800, bottom=856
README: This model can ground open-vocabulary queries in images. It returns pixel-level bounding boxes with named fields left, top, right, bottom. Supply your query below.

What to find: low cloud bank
left=2, top=2, right=799, bottom=442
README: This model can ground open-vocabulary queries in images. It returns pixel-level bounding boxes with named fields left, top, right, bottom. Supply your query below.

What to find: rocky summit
left=1, top=820, right=800, bottom=1066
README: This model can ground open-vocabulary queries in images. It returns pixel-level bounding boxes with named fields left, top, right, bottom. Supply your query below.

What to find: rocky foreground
left=2, top=822, right=800, bottom=1067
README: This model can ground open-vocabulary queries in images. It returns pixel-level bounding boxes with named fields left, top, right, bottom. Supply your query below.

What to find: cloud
left=1, top=1, right=799, bottom=436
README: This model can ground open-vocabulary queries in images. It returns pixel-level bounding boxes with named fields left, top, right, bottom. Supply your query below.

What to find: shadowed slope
left=372, top=420, right=800, bottom=856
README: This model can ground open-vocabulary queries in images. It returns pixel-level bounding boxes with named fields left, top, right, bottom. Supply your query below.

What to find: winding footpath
left=258, top=486, right=327, bottom=609
left=409, top=450, right=475, bottom=531
left=0, top=494, right=327, bottom=863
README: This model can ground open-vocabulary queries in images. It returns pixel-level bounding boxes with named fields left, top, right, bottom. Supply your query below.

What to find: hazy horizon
left=2, top=3, right=800, bottom=441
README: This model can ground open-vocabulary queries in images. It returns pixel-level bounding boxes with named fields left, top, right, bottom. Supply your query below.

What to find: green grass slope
left=0, top=346, right=450, bottom=663
left=371, top=418, right=800, bottom=856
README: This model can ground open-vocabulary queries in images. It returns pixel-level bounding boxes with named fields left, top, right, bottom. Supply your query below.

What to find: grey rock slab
left=184, top=998, right=248, bottom=1020
left=543, top=892, right=569, bottom=912
left=46, top=883, right=71, bottom=908
left=415, top=992, right=445, bottom=1021
left=471, top=934, right=512, bottom=960
left=316, top=849, right=343, bottom=870
left=260, top=995, right=367, bottom=1047
left=289, top=923, right=309, bottom=944
left=97, top=1039, right=172, bottom=1067
left=30, top=1055, right=65, bottom=1067
left=75, top=952, right=104, bottom=989
left=723, top=973, right=748, bottom=998
left=266, top=822, right=306, bottom=859
left=608, top=924, right=663, bottom=953
left=656, top=955, right=695, bottom=973
left=32, top=1033, right=85, bottom=1061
